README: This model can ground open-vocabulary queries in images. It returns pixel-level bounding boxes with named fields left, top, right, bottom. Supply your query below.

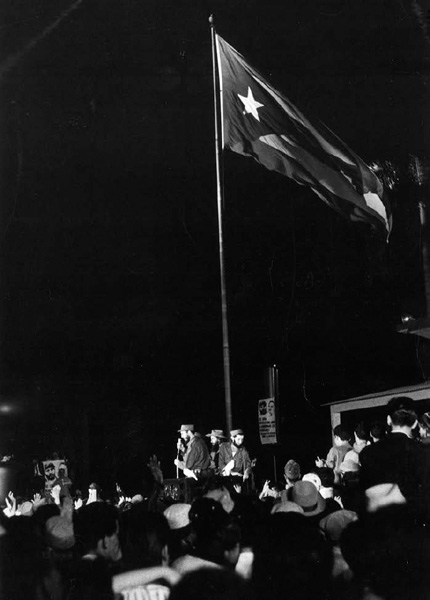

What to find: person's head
left=189, top=498, right=241, bottom=568
left=121, top=505, right=170, bottom=570
left=179, top=424, right=194, bottom=442
left=163, top=503, right=193, bottom=562
left=267, top=400, right=275, bottom=417
left=387, top=397, right=418, bottom=431
left=45, top=515, right=75, bottom=551
left=287, top=481, right=326, bottom=518
left=58, top=462, right=67, bottom=477
left=230, top=429, right=245, bottom=447
left=333, top=425, right=351, bottom=446
left=370, top=421, right=386, bottom=443
left=284, top=459, right=301, bottom=484
left=203, top=476, right=238, bottom=513
left=74, top=502, right=121, bottom=563
left=206, top=430, right=226, bottom=446
left=319, top=509, right=358, bottom=546
left=354, top=422, right=368, bottom=444
left=44, top=462, right=57, bottom=482
left=316, top=467, right=335, bottom=489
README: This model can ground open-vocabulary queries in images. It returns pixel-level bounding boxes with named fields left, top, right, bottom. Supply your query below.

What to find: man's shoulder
left=194, top=435, right=208, bottom=447
left=361, top=434, right=419, bottom=460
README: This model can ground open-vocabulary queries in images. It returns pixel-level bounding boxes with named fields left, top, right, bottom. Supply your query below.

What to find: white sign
left=258, top=397, right=277, bottom=444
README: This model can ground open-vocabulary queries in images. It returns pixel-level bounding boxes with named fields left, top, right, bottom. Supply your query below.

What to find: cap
left=178, top=424, right=194, bottom=432
left=230, top=428, right=244, bottom=437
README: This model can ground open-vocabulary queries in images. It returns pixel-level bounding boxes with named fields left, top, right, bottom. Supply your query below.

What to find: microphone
left=176, top=438, right=181, bottom=478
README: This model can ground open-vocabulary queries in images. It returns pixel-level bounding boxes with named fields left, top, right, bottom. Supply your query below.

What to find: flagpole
left=209, top=15, right=233, bottom=434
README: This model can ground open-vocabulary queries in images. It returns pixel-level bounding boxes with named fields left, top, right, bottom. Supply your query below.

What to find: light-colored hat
left=45, top=516, right=75, bottom=550
left=163, top=503, right=192, bottom=530
left=206, top=429, right=226, bottom=440
left=178, top=424, right=194, bottom=432
left=302, top=473, right=322, bottom=490
left=288, top=481, right=326, bottom=517
left=230, top=428, right=244, bottom=437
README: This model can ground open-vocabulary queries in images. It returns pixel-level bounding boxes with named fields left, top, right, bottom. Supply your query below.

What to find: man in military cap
left=218, top=429, right=253, bottom=490
left=174, top=424, right=210, bottom=480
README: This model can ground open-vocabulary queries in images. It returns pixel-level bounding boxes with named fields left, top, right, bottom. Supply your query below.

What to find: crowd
left=2, top=396, right=430, bottom=600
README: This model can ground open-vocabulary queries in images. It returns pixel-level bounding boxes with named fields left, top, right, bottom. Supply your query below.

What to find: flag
left=215, top=35, right=391, bottom=234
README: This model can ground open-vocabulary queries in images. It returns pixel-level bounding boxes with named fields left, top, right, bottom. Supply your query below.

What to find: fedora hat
left=206, top=429, right=226, bottom=440
left=178, top=424, right=194, bottom=432
left=288, top=480, right=326, bottom=517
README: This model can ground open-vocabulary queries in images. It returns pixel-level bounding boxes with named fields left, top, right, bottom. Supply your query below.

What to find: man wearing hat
left=174, top=424, right=210, bottom=480
left=218, top=429, right=253, bottom=491
left=206, top=429, right=227, bottom=473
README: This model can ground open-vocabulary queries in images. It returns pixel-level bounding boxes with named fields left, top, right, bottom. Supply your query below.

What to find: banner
left=258, top=397, right=278, bottom=444
left=42, top=459, right=68, bottom=490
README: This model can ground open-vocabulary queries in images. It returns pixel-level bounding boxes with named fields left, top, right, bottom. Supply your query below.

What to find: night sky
left=0, top=0, right=430, bottom=485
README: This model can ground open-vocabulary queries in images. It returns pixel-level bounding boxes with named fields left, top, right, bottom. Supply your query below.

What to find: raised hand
left=148, top=454, right=163, bottom=484
left=31, top=492, right=45, bottom=510
left=51, top=485, right=62, bottom=505
left=4, top=491, right=17, bottom=517
left=259, top=479, right=271, bottom=498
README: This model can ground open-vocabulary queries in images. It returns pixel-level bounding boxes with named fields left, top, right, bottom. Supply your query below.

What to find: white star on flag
left=238, top=86, right=264, bottom=121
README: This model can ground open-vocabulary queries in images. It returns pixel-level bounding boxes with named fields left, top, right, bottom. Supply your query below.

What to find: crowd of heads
left=2, top=396, right=430, bottom=600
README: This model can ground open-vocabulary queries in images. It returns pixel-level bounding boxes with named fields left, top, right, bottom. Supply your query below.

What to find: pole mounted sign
left=258, top=397, right=278, bottom=445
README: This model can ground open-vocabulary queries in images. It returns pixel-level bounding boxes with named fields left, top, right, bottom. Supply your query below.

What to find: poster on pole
left=258, top=397, right=278, bottom=444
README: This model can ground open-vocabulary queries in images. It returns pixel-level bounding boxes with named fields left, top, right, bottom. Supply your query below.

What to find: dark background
left=0, top=0, right=430, bottom=489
